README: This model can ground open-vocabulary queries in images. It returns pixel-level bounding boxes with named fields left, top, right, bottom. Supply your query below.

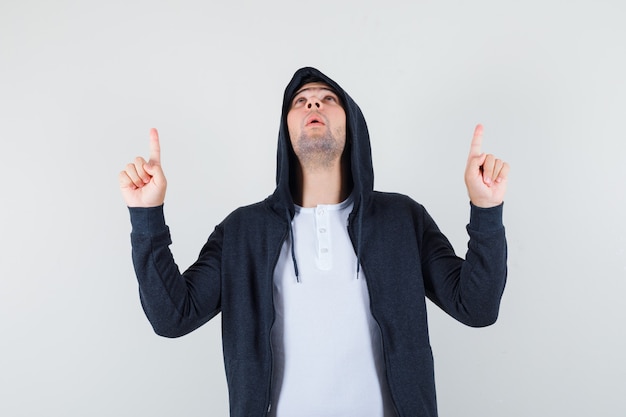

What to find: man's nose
left=306, top=99, right=321, bottom=109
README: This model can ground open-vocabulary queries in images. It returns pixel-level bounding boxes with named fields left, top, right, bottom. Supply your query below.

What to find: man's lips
left=305, top=114, right=326, bottom=127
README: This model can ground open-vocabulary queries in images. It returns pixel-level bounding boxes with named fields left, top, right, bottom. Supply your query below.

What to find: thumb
left=465, top=151, right=487, bottom=179
left=474, top=152, right=487, bottom=168
left=144, top=161, right=166, bottom=183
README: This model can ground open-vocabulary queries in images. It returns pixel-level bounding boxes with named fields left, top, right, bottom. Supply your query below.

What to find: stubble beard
left=294, top=127, right=346, bottom=170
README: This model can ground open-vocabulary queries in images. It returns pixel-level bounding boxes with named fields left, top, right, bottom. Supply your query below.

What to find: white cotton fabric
left=269, top=197, right=395, bottom=417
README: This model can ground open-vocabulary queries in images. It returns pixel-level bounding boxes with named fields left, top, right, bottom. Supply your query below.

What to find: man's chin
left=303, top=129, right=327, bottom=139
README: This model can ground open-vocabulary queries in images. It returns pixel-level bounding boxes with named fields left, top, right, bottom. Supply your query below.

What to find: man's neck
left=292, top=163, right=350, bottom=208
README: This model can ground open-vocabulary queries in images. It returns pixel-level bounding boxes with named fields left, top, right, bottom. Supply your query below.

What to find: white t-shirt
left=269, top=197, right=395, bottom=417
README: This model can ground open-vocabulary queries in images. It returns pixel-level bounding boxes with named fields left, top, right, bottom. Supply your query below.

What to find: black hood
left=270, top=67, right=374, bottom=217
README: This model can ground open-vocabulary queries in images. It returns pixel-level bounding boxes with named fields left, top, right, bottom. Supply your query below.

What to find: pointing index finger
left=469, top=123, right=483, bottom=158
left=149, top=128, right=161, bottom=164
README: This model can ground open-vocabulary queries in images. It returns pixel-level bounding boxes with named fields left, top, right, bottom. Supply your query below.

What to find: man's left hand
left=464, top=124, right=510, bottom=208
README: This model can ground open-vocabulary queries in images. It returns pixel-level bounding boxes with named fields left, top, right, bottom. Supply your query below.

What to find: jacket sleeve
left=421, top=203, right=507, bottom=327
left=129, top=205, right=223, bottom=337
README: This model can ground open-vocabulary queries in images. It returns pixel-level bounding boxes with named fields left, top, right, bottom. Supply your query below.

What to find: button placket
left=316, top=206, right=331, bottom=270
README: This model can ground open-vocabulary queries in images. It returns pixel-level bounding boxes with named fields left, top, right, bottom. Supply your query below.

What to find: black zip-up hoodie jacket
left=128, top=67, right=507, bottom=416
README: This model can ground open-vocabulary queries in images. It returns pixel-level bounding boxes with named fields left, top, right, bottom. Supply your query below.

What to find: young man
left=119, top=67, right=509, bottom=417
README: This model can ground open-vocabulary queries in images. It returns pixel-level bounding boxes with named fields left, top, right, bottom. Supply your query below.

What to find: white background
left=1, top=0, right=624, bottom=416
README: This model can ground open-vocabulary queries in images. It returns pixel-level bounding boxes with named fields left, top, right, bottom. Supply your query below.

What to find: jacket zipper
left=264, top=226, right=290, bottom=416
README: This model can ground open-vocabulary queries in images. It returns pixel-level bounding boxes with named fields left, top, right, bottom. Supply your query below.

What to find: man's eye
left=324, top=96, right=336, bottom=102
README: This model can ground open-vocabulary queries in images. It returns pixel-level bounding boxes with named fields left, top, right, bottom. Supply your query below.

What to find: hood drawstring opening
left=287, top=210, right=300, bottom=282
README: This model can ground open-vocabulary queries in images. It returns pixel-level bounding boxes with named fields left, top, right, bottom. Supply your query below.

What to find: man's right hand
left=119, top=128, right=167, bottom=207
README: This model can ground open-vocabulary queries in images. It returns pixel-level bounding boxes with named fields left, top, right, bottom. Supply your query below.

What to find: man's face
left=287, top=82, right=347, bottom=168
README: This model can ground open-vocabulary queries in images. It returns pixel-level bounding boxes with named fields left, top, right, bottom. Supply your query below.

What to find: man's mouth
left=305, top=114, right=325, bottom=126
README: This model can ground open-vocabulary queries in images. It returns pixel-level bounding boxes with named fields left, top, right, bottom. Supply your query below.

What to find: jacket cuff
left=128, top=205, right=167, bottom=234
left=468, top=202, right=504, bottom=232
